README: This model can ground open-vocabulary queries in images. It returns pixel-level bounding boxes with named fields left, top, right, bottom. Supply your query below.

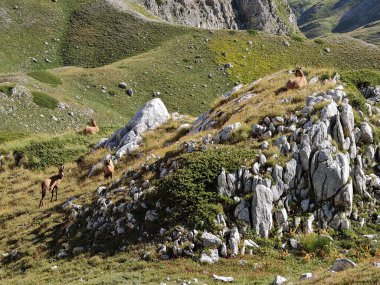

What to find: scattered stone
left=300, top=272, right=313, bottom=280
left=119, top=82, right=127, bottom=89
left=273, top=275, right=287, bottom=285
left=212, top=274, right=234, bottom=282
left=330, top=258, right=356, bottom=272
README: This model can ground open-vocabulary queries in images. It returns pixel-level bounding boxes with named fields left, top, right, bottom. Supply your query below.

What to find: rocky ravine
left=140, top=0, right=298, bottom=35
left=60, top=78, right=380, bottom=273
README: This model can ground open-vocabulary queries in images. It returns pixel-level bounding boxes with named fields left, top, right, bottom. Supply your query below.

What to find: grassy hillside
left=289, top=0, right=380, bottom=46
left=1, top=29, right=380, bottom=142
left=1, top=69, right=380, bottom=284
left=348, top=21, right=380, bottom=47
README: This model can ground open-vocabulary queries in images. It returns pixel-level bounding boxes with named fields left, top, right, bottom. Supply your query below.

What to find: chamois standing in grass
left=103, top=158, right=114, bottom=181
left=286, top=67, right=307, bottom=90
left=83, top=118, right=99, bottom=135
left=39, top=165, right=64, bottom=207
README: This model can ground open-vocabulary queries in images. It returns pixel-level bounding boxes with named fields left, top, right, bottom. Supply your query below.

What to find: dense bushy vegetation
left=15, top=135, right=93, bottom=169
left=157, top=147, right=257, bottom=230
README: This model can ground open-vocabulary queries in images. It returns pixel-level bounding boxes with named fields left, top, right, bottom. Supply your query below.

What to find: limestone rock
left=105, top=98, right=170, bottom=158
left=252, top=185, right=273, bottom=238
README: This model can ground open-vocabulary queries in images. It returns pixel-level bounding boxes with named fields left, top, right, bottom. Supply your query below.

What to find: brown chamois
left=83, top=118, right=99, bottom=135
left=39, top=165, right=64, bottom=207
left=103, top=158, right=114, bottom=181
left=286, top=67, right=307, bottom=90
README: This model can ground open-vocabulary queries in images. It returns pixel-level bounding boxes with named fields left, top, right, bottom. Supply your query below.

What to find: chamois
left=83, top=118, right=99, bottom=135
left=103, top=158, right=114, bottom=181
left=286, top=67, right=307, bottom=90
left=39, top=165, right=64, bottom=207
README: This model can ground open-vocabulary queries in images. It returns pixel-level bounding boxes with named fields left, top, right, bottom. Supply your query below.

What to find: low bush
left=28, top=70, right=62, bottom=86
left=31, top=91, right=59, bottom=109
left=156, top=147, right=257, bottom=231
left=0, top=85, right=14, bottom=95
left=301, top=233, right=333, bottom=256
left=15, top=135, right=93, bottom=169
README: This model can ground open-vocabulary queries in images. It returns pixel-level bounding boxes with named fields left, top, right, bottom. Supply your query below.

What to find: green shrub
left=155, top=0, right=163, bottom=6
left=247, top=29, right=258, bottom=36
left=16, top=135, right=92, bottom=169
left=347, top=91, right=367, bottom=113
left=291, top=35, right=305, bottom=42
left=28, top=70, right=62, bottom=86
left=341, top=69, right=380, bottom=89
left=314, top=38, right=324, bottom=45
left=31, top=91, right=59, bottom=109
left=156, top=147, right=257, bottom=230
left=301, top=233, right=333, bottom=256
left=108, top=89, right=117, bottom=96
left=0, top=85, right=14, bottom=95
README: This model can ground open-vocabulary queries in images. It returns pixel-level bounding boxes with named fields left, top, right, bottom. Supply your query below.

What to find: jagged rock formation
left=58, top=76, right=380, bottom=264
left=102, top=98, right=170, bottom=158
left=140, top=0, right=298, bottom=34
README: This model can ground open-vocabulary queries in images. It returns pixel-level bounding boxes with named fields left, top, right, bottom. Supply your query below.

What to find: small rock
left=324, top=48, right=331, bottom=53
left=300, top=272, right=313, bottom=280
left=126, top=88, right=133, bottom=96
left=119, top=82, right=127, bottom=89
left=330, top=258, right=356, bottom=272
left=273, top=275, right=287, bottom=285
left=212, top=274, right=234, bottom=282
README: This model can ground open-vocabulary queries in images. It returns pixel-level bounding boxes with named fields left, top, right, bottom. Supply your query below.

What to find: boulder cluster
left=61, top=81, right=380, bottom=273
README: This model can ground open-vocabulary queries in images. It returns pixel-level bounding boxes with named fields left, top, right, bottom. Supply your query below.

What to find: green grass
left=0, top=132, right=26, bottom=145
left=63, top=0, right=189, bottom=68
left=0, top=85, right=14, bottom=95
left=28, top=70, right=62, bottom=86
left=31, top=91, right=59, bottom=109
left=208, top=31, right=380, bottom=84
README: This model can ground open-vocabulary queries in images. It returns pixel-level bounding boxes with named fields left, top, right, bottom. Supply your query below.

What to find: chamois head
left=104, top=158, right=112, bottom=166
left=58, top=165, right=65, bottom=176
left=295, top=66, right=304, bottom=77
left=90, top=118, right=97, bottom=127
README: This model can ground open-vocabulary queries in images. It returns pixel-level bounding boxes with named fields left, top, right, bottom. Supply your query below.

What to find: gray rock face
left=251, top=185, right=273, bottom=238
left=141, top=0, right=297, bottom=35
left=340, top=103, right=354, bottom=134
left=105, top=98, right=170, bottom=158
left=200, top=249, right=219, bottom=264
left=213, top=122, right=241, bottom=143
left=311, top=149, right=349, bottom=202
left=201, top=232, right=222, bottom=247
left=360, top=122, right=373, bottom=143
left=234, top=200, right=250, bottom=223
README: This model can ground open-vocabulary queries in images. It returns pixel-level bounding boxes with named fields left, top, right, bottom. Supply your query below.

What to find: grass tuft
left=28, top=70, right=63, bottom=86
left=31, top=91, right=59, bottom=109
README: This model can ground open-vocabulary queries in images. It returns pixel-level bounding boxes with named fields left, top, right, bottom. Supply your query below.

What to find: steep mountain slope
left=140, top=0, right=298, bottom=35
left=289, top=0, right=380, bottom=46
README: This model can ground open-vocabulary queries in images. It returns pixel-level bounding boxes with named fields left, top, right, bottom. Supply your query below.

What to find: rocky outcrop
left=60, top=77, right=380, bottom=266
left=141, top=0, right=297, bottom=35
left=104, top=98, right=170, bottom=158
left=252, top=185, right=273, bottom=238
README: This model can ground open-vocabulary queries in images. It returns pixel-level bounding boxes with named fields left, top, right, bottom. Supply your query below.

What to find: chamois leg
left=39, top=186, right=46, bottom=208
left=55, top=186, right=58, bottom=201
left=50, top=187, right=54, bottom=202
